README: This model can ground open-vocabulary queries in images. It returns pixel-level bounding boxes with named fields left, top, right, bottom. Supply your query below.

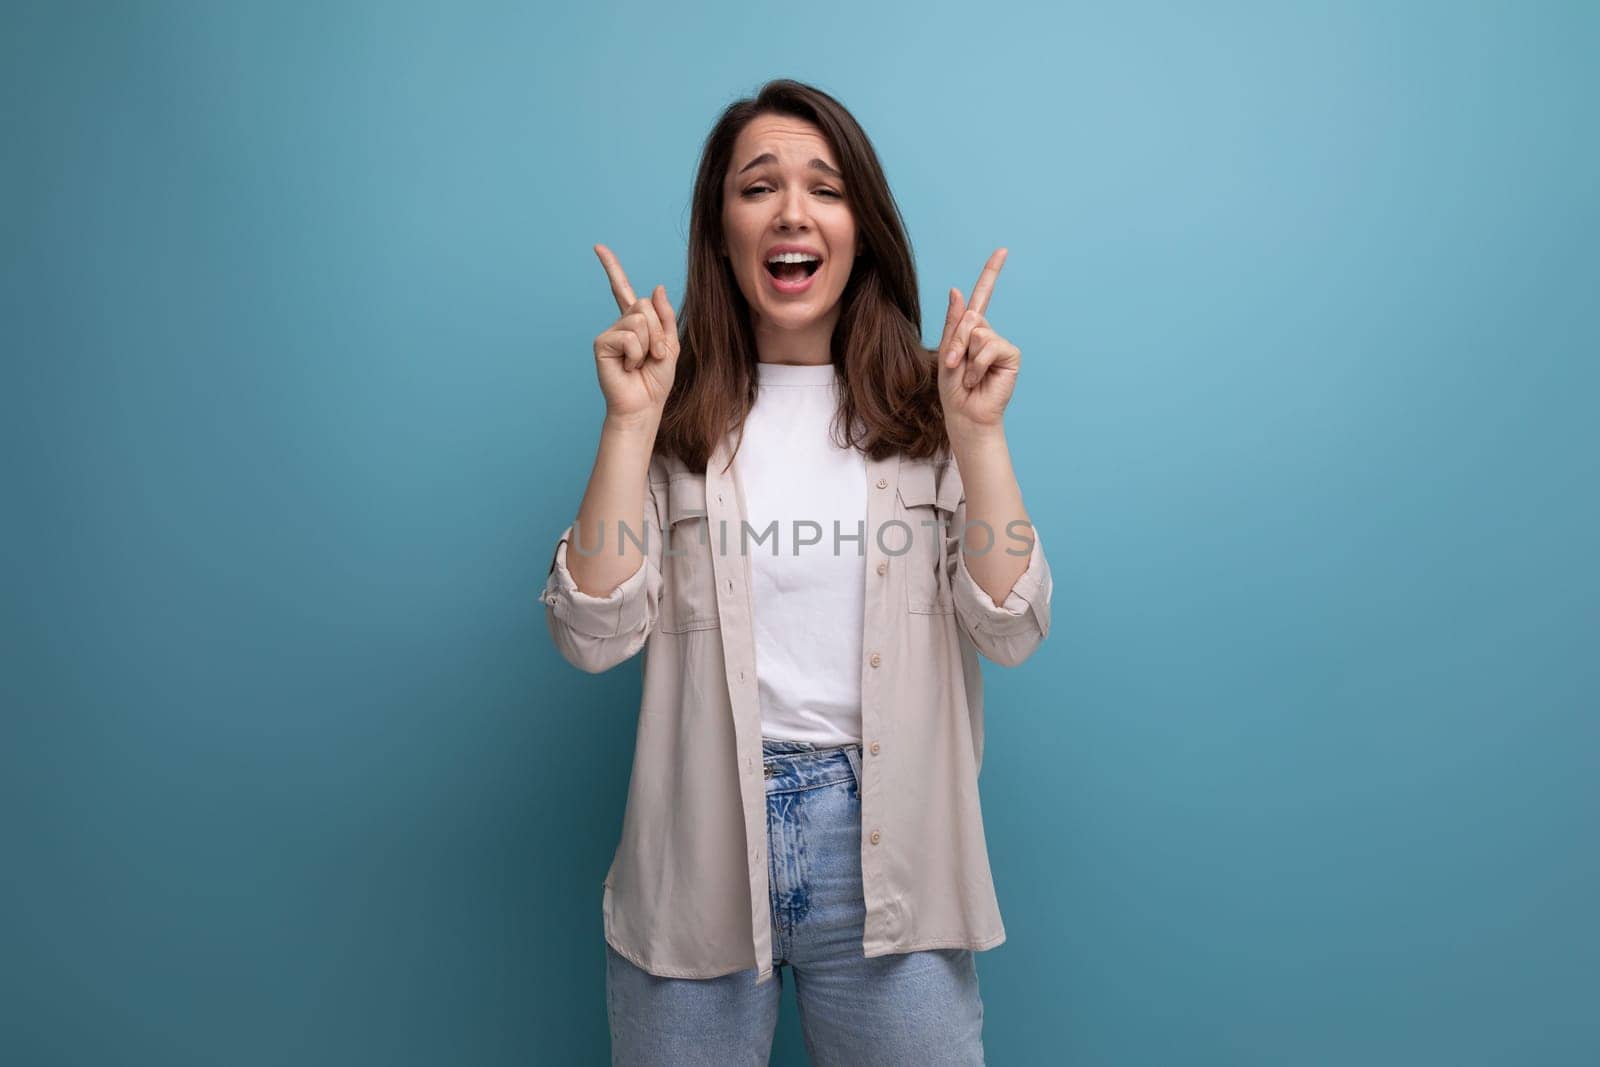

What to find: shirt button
left=870, top=830, right=881, bottom=845
left=869, top=652, right=881, bottom=668
left=876, top=477, right=888, bottom=489
left=876, top=560, right=887, bottom=575
left=869, top=741, right=880, bottom=755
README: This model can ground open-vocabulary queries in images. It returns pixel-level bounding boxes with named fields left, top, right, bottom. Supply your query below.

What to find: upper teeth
left=767, top=252, right=820, bottom=265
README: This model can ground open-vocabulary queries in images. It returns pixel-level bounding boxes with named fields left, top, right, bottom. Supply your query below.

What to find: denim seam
left=765, top=774, right=856, bottom=796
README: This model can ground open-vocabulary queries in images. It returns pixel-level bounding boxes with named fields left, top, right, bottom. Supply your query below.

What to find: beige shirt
left=538, top=430, right=1053, bottom=986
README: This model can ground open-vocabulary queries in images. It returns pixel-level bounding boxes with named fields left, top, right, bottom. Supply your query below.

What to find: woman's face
left=721, top=114, right=858, bottom=347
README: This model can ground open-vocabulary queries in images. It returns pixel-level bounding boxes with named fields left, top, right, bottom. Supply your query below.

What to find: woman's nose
left=775, top=188, right=810, bottom=229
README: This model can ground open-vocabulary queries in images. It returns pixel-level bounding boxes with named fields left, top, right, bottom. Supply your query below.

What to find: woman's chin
left=755, top=291, right=839, bottom=331
left=760, top=310, right=827, bottom=335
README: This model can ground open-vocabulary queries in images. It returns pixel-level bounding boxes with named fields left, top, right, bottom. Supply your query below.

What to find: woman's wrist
left=945, top=416, right=1007, bottom=455
left=603, top=409, right=662, bottom=441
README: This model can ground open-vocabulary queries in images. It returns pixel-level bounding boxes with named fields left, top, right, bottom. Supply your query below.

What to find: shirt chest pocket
left=896, top=461, right=959, bottom=615
left=661, top=474, right=720, bottom=633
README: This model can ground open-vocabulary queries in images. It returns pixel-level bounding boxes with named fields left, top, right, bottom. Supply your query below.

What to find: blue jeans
left=605, top=737, right=987, bottom=1065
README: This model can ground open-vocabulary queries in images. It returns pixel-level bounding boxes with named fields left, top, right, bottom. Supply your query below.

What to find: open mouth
left=764, top=254, right=822, bottom=284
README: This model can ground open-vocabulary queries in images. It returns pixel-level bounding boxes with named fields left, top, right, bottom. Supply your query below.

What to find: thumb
left=652, top=284, right=678, bottom=344
left=941, top=288, right=966, bottom=362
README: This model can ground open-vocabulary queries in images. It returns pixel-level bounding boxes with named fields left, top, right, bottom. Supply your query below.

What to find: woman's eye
left=740, top=185, right=843, bottom=199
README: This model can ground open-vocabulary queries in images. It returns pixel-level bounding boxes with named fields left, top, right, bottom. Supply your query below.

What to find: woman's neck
left=753, top=308, right=839, bottom=365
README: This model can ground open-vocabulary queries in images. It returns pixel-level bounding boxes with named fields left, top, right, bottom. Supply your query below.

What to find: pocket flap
left=897, top=461, right=939, bottom=508
left=897, top=459, right=960, bottom=513
left=666, top=475, right=708, bottom=525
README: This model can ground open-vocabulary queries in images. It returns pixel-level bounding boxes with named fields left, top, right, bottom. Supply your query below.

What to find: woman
left=539, top=79, right=1053, bottom=1065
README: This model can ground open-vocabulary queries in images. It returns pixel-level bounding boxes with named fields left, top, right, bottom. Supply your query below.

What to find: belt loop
left=843, top=744, right=863, bottom=794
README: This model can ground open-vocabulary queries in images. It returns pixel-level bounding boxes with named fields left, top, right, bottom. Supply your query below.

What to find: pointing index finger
left=594, top=244, right=639, bottom=313
left=965, top=247, right=1008, bottom=318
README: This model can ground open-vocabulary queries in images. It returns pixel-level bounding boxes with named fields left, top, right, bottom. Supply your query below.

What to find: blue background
left=4, top=1, right=1596, bottom=1063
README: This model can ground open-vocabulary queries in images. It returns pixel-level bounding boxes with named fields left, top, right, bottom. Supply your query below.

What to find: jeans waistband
left=762, top=737, right=859, bottom=755
left=761, top=737, right=863, bottom=790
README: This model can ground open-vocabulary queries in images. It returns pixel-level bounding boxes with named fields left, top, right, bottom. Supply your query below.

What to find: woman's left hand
left=938, top=247, right=1021, bottom=435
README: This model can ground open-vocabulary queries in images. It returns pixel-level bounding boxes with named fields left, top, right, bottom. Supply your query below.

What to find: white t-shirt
left=732, top=360, right=867, bottom=745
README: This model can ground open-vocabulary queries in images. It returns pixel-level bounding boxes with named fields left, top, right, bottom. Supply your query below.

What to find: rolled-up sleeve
left=948, top=511, right=1053, bottom=668
left=538, top=479, right=664, bottom=674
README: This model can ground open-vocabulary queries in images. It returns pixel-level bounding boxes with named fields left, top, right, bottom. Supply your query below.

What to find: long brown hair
left=659, top=79, right=948, bottom=474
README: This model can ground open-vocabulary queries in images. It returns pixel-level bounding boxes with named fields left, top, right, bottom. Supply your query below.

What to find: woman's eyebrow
left=735, top=153, right=843, bottom=180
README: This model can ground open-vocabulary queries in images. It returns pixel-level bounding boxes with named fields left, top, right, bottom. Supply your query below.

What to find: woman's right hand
left=592, top=244, right=680, bottom=426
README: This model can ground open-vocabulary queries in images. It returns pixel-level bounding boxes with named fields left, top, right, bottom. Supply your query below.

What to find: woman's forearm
left=948, top=423, right=1032, bottom=607
left=565, top=412, right=659, bottom=597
